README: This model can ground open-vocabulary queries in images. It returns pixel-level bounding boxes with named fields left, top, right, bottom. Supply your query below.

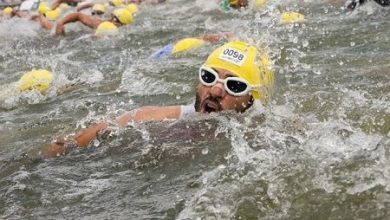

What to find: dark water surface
left=0, top=0, right=389, bottom=219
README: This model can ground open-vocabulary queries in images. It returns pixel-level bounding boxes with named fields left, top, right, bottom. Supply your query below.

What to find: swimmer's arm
left=116, top=105, right=181, bottom=125
left=38, top=15, right=53, bottom=30
left=55, top=12, right=102, bottom=35
left=77, top=2, right=94, bottom=12
left=51, top=0, right=82, bottom=10
left=200, top=32, right=233, bottom=43
left=42, top=106, right=181, bottom=157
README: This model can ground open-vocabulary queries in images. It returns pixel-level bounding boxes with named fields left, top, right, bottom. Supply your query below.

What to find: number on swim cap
left=220, top=48, right=246, bottom=66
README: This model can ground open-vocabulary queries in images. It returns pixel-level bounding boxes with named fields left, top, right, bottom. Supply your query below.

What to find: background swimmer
left=150, top=32, right=233, bottom=59
left=55, top=7, right=132, bottom=35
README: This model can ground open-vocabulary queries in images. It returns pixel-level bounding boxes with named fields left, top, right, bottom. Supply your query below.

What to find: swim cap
left=45, top=9, right=61, bottom=21
left=2, top=7, right=13, bottom=16
left=172, top=38, right=205, bottom=54
left=204, top=41, right=274, bottom=100
left=280, top=12, right=305, bottom=25
left=95, top=21, right=119, bottom=37
left=59, top=3, right=70, bottom=10
left=112, top=8, right=132, bottom=25
left=92, top=4, right=106, bottom=14
left=38, top=2, right=49, bottom=14
left=18, top=69, right=53, bottom=93
left=127, top=3, right=138, bottom=14
left=255, top=0, right=267, bottom=7
left=110, top=0, right=123, bottom=7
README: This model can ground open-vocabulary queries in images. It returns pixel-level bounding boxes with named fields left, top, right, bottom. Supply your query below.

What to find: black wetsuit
left=347, top=0, right=390, bottom=10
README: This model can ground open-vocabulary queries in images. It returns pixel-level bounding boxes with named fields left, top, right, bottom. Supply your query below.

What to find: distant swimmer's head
left=2, top=7, right=13, bottom=16
left=18, top=69, right=53, bottom=93
left=110, top=0, right=124, bottom=7
left=195, top=41, right=274, bottom=114
left=127, top=3, right=139, bottom=14
left=59, top=3, right=71, bottom=11
left=92, top=4, right=106, bottom=16
left=95, top=21, right=119, bottom=37
left=111, top=8, right=133, bottom=26
left=45, top=9, right=61, bottom=21
left=254, top=0, right=267, bottom=8
left=38, top=2, right=49, bottom=15
left=280, top=12, right=305, bottom=25
left=172, top=38, right=206, bottom=54
left=220, top=0, right=248, bottom=11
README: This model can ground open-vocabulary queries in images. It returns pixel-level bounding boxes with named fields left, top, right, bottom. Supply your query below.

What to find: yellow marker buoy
left=2, top=7, right=13, bottom=16
left=95, top=21, right=119, bottom=37
left=127, top=3, right=138, bottom=14
left=172, top=38, right=205, bottom=54
left=280, top=12, right=305, bottom=25
left=18, top=69, right=53, bottom=93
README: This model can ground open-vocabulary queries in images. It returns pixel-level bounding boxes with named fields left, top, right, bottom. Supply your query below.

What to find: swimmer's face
left=195, top=68, right=253, bottom=114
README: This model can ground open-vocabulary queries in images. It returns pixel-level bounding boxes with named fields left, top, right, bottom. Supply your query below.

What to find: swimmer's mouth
left=201, top=99, right=221, bottom=114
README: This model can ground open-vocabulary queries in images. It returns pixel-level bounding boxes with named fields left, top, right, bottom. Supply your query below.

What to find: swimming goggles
left=199, top=66, right=255, bottom=97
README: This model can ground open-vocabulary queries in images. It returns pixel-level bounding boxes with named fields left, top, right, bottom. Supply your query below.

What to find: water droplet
left=201, top=148, right=209, bottom=155
left=302, top=40, right=309, bottom=48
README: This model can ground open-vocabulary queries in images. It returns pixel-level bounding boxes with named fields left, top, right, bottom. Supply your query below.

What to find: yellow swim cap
left=280, top=12, right=305, bottom=25
left=255, top=0, right=267, bottom=8
left=3, top=7, right=13, bottom=16
left=127, top=3, right=138, bottom=14
left=92, top=4, right=106, bottom=14
left=95, top=21, right=119, bottom=37
left=45, top=9, right=61, bottom=21
left=59, top=3, right=70, bottom=10
left=18, top=69, right=53, bottom=93
left=172, top=38, right=205, bottom=54
left=110, top=0, right=123, bottom=7
left=112, top=8, right=132, bottom=25
left=204, top=41, right=274, bottom=100
left=38, top=2, right=49, bottom=14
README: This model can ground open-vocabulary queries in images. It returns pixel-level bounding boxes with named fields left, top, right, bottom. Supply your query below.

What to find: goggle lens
left=200, top=69, right=216, bottom=84
left=199, top=67, right=251, bottom=96
left=226, top=80, right=247, bottom=93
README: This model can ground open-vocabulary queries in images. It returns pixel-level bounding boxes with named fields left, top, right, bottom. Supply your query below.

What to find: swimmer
left=51, top=0, right=83, bottom=10
left=38, top=41, right=274, bottom=157
left=55, top=7, right=132, bottom=36
left=131, top=0, right=166, bottom=4
left=219, top=0, right=249, bottom=11
left=346, top=0, right=390, bottom=10
left=150, top=32, right=233, bottom=59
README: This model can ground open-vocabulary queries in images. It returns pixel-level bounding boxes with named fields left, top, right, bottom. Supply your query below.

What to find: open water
left=0, top=0, right=389, bottom=219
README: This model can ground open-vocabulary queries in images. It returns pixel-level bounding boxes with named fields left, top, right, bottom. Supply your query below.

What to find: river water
left=0, top=0, right=389, bottom=219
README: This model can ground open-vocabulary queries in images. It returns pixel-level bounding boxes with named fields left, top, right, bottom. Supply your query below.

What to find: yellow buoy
left=95, top=21, right=119, bottom=37
left=18, top=69, right=53, bottom=93
left=172, top=38, right=205, bottom=54
left=280, top=12, right=305, bottom=25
